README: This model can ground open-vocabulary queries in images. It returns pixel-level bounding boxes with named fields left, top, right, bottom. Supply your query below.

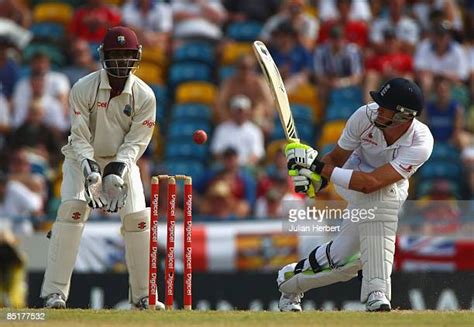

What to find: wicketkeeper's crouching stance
left=41, top=26, right=164, bottom=310
left=278, top=78, right=434, bottom=312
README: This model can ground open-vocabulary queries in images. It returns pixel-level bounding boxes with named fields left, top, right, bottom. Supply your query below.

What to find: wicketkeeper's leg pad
left=122, top=208, right=150, bottom=304
left=41, top=200, right=90, bottom=299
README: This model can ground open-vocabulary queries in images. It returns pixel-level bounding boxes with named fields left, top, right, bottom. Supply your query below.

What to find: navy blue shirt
left=270, top=44, right=312, bottom=75
left=0, top=58, right=20, bottom=98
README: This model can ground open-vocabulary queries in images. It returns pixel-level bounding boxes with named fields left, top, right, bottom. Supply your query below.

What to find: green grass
left=1, top=309, right=473, bottom=327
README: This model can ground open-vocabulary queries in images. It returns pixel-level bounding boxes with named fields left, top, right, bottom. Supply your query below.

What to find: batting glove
left=81, top=159, right=108, bottom=209
left=102, top=162, right=128, bottom=213
left=289, top=168, right=328, bottom=198
left=285, top=142, right=325, bottom=175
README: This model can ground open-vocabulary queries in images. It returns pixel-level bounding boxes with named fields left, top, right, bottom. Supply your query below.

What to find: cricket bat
left=253, top=41, right=318, bottom=198
left=252, top=40, right=299, bottom=143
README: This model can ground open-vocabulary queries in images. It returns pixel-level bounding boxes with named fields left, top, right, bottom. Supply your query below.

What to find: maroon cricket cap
left=102, top=26, right=140, bottom=51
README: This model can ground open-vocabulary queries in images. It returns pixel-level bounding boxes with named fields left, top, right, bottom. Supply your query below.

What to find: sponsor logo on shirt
left=72, top=212, right=81, bottom=220
left=399, top=164, right=413, bottom=173
left=97, top=101, right=108, bottom=109
left=143, top=120, right=155, bottom=128
left=73, top=108, right=81, bottom=115
left=362, top=137, right=378, bottom=146
left=137, top=221, right=146, bottom=230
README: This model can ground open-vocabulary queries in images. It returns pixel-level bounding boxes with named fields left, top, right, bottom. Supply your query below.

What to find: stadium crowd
left=0, top=0, right=473, bottom=234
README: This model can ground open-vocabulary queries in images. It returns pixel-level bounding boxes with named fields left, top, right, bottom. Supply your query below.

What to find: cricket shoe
left=44, top=293, right=66, bottom=309
left=278, top=292, right=303, bottom=312
left=277, top=262, right=303, bottom=312
left=366, top=291, right=391, bottom=312
left=133, top=296, right=165, bottom=310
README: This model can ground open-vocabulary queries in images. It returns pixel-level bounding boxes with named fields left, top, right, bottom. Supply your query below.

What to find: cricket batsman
left=278, top=78, right=434, bottom=311
left=41, top=26, right=164, bottom=310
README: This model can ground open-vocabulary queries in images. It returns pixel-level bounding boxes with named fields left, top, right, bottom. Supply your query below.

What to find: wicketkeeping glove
left=81, top=159, right=107, bottom=208
left=102, top=162, right=128, bottom=213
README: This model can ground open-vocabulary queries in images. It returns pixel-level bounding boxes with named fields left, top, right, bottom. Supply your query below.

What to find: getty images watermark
left=282, top=201, right=377, bottom=234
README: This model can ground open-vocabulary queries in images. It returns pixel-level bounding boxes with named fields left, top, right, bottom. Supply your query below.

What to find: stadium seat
left=24, top=43, right=65, bottom=67
left=165, top=141, right=208, bottom=161
left=416, top=179, right=462, bottom=199
left=167, top=121, right=211, bottom=139
left=164, top=160, right=205, bottom=180
left=325, top=103, right=355, bottom=122
left=134, top=62, right=163, bottom=84
left=220, top=42, right=253, bottom=65
left=430, top=142, right=461, bottom=161
left=171, top=104, right=212, bottom=122
left=175, top=82, right=217, bottom=106
left=219, top=65, right=236, bottom=82
left=318, top=120, right=346, bottom=146
left=30, top=22, right=65, bottom=43
left=226, top=21, right=263, bottom=42
left=150, top=84, right=168, bottom=106
left=329, top=86, right=363, bottom=106
left=288, top=83, right=322, bottom=120
left=33, top=2, right=73, bottom=25
left=451, top=85, right=470, bottom=108
left=265, top=139, right=287, bottom=163
left=418, top=161, right=463, bottom=181
left=291, top=104, right=314, bottom=123
left=173, top=42, right=215, bottom=66
left=103, top=0, right=125, bottom=6
left=270, top=117, right=314, bottom=144
left=141, top=46, right=167, bottom=67
left=168, top=63, right=212, bottom=88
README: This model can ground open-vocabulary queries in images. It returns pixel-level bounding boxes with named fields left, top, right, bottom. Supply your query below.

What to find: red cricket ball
left=193, top=129, right=208, bottom=144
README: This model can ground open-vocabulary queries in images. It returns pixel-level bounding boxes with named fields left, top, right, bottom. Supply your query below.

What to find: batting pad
left=122, top=208, right=150, bottom=304
left=278, top=258, right=361, bottom=294
left=41, top=200, right=90, bottom=299
left=359, top=220, right=397, bottom=302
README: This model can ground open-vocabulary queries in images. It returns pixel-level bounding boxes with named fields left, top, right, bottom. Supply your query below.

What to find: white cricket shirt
left=62, top=69, right=156, bottom=169
left=337, top=103, right=434, bottom=193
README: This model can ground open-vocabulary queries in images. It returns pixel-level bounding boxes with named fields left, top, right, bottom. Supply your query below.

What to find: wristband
left=309, top=158, right=325, bottom=174
left=330, top=167, right=353, bottom=189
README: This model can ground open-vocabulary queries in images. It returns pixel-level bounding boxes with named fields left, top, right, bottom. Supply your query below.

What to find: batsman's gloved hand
left=285, top=142, right=325, bottom=175
left=81, top=159, right=107, bottom=208
left=289, top=168, right=328, bottom=198
left=102, top=161, right=128, bottom=213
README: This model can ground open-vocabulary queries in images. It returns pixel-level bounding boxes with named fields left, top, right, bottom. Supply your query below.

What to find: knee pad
left=122, top=208, right=150, bottom=232
left=57, top=200, right=91, bottom=223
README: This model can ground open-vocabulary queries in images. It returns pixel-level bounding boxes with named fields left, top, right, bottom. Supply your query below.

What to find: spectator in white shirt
left=171, top=0, right=227, bottom=43
left=414, top=20, right=469, bottom=95
left=12, top=50, right=70, bottom=119
left=211, top=95, right=265, bottom=166
left=370, top=0, right=419, bottom=54
left=122, top=0, right=173, bottom=49
left=12, top=72, right=69, bottom=132
left=318, top=0, right=372, bottom=23
left=1, top=149, right=45, bottom=219
left=260, top=0, right=319, bottom=51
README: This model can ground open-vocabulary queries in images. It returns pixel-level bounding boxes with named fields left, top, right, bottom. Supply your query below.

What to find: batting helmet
left=98, top=26, right=142, bottom=78
left=369, top=78, right=424, bottom=115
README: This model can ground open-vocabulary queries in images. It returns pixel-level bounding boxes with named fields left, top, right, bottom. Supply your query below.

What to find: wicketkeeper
left=278, top=78, right=434, bottom=312
left=41, top=26, right=164, bottom=310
